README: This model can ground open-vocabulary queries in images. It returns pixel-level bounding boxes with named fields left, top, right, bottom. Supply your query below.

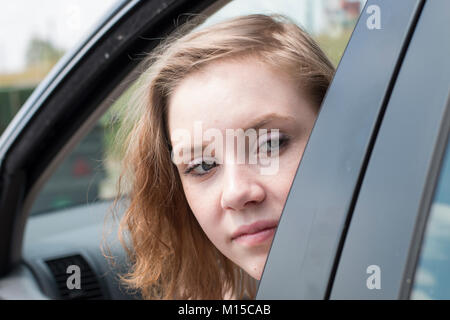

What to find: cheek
left=184, top=184, right=232, bottom=255
left=180, top=180, right=222, bottom=236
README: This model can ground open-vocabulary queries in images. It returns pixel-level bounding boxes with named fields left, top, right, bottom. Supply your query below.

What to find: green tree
left=25, top=36, right=64, bottom=67
left=314, top=29, right=354, bottom=67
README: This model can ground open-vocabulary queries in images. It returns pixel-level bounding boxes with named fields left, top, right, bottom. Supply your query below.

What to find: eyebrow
left=242, top=112, right=296, bottom=132
left=177, top=112, right=295, bottom=156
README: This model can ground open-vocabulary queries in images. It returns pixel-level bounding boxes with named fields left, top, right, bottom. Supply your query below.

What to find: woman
left=113, top=14, right=334, bottom=300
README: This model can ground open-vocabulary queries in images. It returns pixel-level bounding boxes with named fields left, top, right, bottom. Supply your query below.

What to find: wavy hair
left=109, top=14, right=334, bottom=300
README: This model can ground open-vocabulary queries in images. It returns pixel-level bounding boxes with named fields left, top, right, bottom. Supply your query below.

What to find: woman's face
left=167, top=57, right=318, bottom=280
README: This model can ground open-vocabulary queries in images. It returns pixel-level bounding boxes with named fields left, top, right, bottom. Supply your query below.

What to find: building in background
left=322, top=0, right=363, bottom=36
left=302, top=0, right=365, bottom=36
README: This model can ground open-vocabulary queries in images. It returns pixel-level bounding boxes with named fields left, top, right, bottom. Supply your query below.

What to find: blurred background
left=0, top=0, right=365, bottom=215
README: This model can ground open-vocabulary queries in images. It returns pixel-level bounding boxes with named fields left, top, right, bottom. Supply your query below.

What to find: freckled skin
left=168, top=58, right=318, bottom=280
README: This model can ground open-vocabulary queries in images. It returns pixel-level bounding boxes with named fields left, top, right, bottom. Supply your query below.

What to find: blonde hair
left=111, top=14, right=334, bottom=300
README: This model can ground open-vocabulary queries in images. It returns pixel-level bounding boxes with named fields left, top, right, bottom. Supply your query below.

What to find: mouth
left=231, top=219, right=278, bottom=246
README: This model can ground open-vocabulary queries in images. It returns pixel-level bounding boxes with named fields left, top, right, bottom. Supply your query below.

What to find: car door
left=330, top=0, right=450, bottom=299
left=257, top=0, right=427, bottom=299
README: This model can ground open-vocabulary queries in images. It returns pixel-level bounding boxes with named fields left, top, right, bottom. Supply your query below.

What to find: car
left=0, top=0, right=448, bottom=300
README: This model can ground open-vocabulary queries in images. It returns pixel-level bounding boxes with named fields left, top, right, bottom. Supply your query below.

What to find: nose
left=220, top=164, right=266, bottom=211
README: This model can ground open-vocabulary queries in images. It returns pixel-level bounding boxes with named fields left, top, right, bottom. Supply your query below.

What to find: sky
left=0, top=0, right=118, bottom=73
left=203, top=0, right=314, bottom=30
left=0, top=0, right=365, bottom=74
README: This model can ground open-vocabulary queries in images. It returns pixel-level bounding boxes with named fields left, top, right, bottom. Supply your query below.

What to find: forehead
left=167, top=58, right=307, bottom=134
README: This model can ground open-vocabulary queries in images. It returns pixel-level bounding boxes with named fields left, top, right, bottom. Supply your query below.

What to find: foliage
left=25, top=36, right=64, bottom=68
left=314, top=28, right=354, bottom=67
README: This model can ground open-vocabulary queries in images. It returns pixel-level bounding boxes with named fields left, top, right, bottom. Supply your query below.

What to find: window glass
left=29, top=0, right=367, bottom=216
left=0, top=0, right=118, bottom=137
left=411, top=135, right=450, bottom=299
left=29, top=87, right=129, bottom=215
left=204, top=0, right=366, bottom=67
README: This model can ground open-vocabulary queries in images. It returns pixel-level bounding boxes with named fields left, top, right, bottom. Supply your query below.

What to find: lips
left=231, top=219, right=278, bottom=242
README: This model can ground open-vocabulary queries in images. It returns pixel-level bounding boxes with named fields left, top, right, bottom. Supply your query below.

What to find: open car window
left=28, top=0, right=367, bottom=217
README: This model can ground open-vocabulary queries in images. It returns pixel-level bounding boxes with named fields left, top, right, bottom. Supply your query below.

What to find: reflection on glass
left=411, top=137, right=450, bottom=299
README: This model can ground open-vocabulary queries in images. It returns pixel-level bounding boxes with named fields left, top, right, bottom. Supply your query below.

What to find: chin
left=245, top=263, right=264, bottom=280
left=252, top=273, right=262, bottom=281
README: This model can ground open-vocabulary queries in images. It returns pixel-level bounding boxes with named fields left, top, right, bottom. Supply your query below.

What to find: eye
left=258, top=132, right=289, bottom=155
left=184, top=159, right=218, bottom=176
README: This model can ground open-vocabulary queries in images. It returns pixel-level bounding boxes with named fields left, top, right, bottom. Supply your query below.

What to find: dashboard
left=0, top=201, right=138, bottom=300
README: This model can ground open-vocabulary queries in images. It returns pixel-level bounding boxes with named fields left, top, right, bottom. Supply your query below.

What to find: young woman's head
left=115, top=14, right=334, bottom=299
